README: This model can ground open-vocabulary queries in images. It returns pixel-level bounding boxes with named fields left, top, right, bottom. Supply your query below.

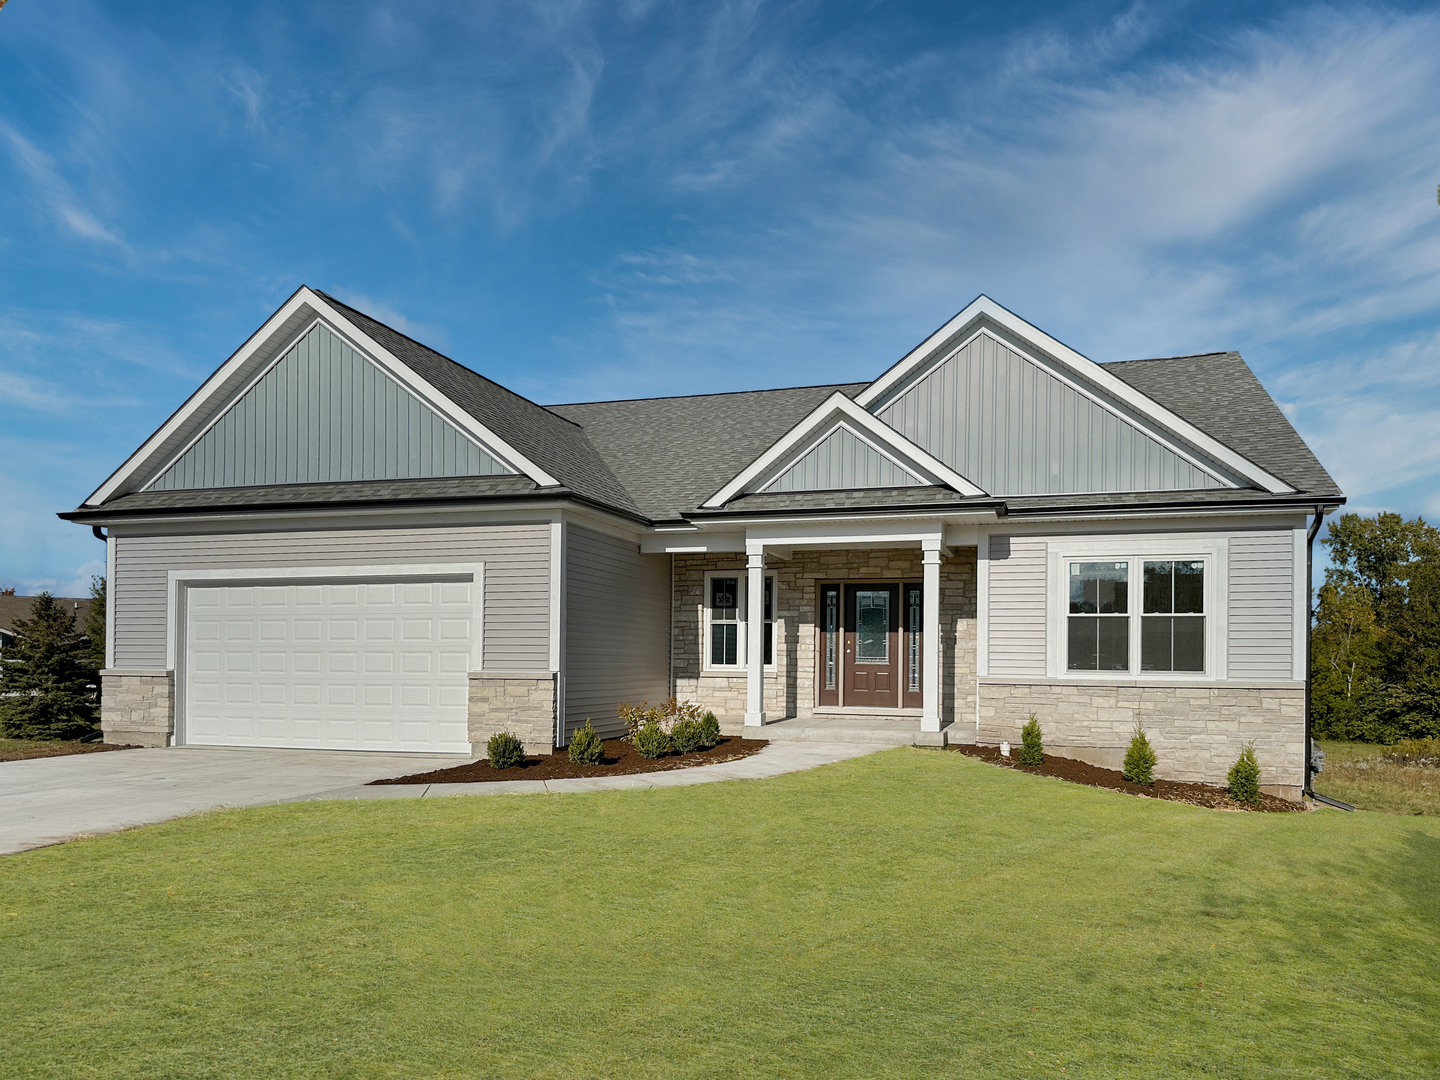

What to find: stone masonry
left=672, top=548, right=978, bottom=726
left=468, top=672, right=556, bottom=756
left=100, top=671, right=174, bottom=747
left=979, top=680, right=1306, bottom=800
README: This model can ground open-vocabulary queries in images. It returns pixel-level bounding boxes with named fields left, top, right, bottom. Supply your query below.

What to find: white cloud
left=0, top=120, right=128, bottom=248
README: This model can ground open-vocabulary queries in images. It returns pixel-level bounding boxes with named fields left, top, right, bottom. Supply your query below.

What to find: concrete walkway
left=1, top=741, right=883, bottom=856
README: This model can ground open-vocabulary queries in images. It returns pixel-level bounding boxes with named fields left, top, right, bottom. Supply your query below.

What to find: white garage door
left=183, top=579, right=475, bottom=752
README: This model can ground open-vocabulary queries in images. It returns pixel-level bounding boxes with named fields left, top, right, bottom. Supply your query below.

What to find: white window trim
left=1045, top=538, right=1228, bottom=681
left=702, top=570, right=778, bottom=675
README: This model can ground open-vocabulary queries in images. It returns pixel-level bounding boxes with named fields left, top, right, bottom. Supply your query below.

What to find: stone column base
left=468, top=672, right=556, bottom=757
left=100, top=670, right=174, bottom=748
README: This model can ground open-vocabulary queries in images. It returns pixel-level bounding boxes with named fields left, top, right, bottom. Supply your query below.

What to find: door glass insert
left=823, top=586, right=839, bottom=690
left=855, top=590, right=890, bottom=663
left=907, top=586, right=922, bottom=692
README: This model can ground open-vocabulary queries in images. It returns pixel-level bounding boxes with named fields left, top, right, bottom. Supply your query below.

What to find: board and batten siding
left=564, top=524, right=670, bottom=740
left=877, top=333, right=1226, bottom=496
left=986, top=535, right=1049, bottom=676
left=1227, top=532, right=1295, bottom=679
left=148, top=322, right=512, bottom=491
left=765, top=426, right=921, bottom=492
left=111, top=524, right=550, bottom=671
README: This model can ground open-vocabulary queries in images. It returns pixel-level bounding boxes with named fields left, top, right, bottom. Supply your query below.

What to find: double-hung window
left=705, top=572, right=775, bottom=670
left=1058, top=551, right=1212, bottom=677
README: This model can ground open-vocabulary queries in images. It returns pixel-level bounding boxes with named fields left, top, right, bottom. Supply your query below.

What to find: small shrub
left=486, top=731, right=526, bottom=769
left=633, top=720, right=671, bottom=759
left=1018, top=714, right=1044, bottom=767
left=698, top=711, right=721, bottom=749
left=1123, top=725, right=1156, bottom=786
left=671, top=718, right=705, bottom=754
left=1383, top=737, right=1440, bottom=768
left=617, top=697, right=705, bottom=740
left=1227, top=743, right=1261, bottom=804
left=567, top=720, right=604, bottom=765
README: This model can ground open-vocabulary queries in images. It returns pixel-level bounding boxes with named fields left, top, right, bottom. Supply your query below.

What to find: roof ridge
left=315, top=290, right=587, bottom=432
left=1104, top=351, right=1240, bottom=365
left=547, top=381, right=868, bottom=409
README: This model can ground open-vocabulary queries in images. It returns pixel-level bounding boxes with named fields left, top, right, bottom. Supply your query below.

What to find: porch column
left=921, top=540, right=943, bottom=733
left=744, top=546, right=767, bottom=727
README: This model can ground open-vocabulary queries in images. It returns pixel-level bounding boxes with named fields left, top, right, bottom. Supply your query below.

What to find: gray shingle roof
left=688, top=486, right=1001, bottom=517
left=547, top=384, right=868, bottom=521
left=317, top=291, right=643, bottom=518
left=1102, top=352, right=1340, bottom=498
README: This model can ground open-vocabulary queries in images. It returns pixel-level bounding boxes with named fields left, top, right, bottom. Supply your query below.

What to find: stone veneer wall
left=100, top=671, right=174, bottom=747
left=468, top=672, right=556, bottom=756
left=979, top=681, right=1306, bottom=799
left=672, top=548, right=977, bottom=725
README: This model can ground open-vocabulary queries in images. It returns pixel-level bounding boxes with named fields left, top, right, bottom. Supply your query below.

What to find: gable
left=764, top=424, right=923, bottom=492
left=146, top=322, right=515, bottom=491
left=873, top=331, right=1229, bottom=496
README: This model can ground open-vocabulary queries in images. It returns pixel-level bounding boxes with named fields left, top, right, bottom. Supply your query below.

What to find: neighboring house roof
left=0, top=595, right=93, bottom=646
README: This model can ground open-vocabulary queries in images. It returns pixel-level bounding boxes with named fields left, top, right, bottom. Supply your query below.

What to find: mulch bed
left=0, top=740, right=142, bottom=763
left=951, top=744, right=1305, bottom=812
left=369, top=735, right=769, bottom=785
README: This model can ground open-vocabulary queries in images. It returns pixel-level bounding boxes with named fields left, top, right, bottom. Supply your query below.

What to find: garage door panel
left=184, top=579, right=474, bottom=752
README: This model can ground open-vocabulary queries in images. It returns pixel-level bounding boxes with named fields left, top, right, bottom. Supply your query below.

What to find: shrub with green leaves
left=671, top=718, right=705, bottom=754
left=486, top=731, right=526, bottom=769
left=633, top=720, right=672, bottom=759
left=1018, top=714, right=1044, bottom=767
left=1227, top=743, right=1261, bottom=804
left=1383, top=737, right=1440, bottom=767
left=567, top=720, right=604, bottom=765
left=1123, top=725, right=1156, bottom=786
left=698, top=711, right=721, bottom=749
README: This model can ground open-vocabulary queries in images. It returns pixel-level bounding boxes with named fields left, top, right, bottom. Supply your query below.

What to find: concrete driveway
left=0, top=746, right=470, bottom=856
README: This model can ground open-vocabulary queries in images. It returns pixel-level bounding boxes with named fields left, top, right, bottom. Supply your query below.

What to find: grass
left=2, top=749, right=1438, bottom=1079
left=1315, top=740, right=1440, bottom=817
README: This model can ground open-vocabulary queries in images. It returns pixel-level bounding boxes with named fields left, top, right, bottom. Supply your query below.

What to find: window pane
left=711, top=623, right=737, bottom=666
left=1097, top=616, right=1129, bottom=670
left=764, top=621, right=773, bottom=666
left=1174, top=561, right=1204, bottom=614
left=855, top=590, right=890, bottom=662
left=1143, top=561, right=1173, bottom=614
left=711, top=577, right=737, bottom=620
left=763, top=577, right=773, bottom=621
left=1173, top=615, right=1204, bottom=670
left=1141, top=615, right=1171, bottom=671
left=1067, top=616, right=1099, bottom=670
left=1070, top=562, right=1127, bottom=614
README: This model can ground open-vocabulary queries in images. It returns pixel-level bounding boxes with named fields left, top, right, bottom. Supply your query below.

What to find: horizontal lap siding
left=112, top=525, right=550, bottom=670
left=988, top=535, right=1047, bottom=676
left=1228, top=532, right=1294, bottom=679
left=564, top=525, right=670, bottom=740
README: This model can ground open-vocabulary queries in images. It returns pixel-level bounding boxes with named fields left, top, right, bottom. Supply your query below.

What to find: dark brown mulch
left=0, top=740, right=143, bottom=763
left=369, top=735, right=769, bottom=785
left=951, top=744, right=1305, bottom=812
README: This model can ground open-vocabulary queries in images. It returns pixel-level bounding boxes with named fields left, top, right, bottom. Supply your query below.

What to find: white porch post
left=745, top=545, right=767, bottom=727
left=921, top=539, right=943, bottom=733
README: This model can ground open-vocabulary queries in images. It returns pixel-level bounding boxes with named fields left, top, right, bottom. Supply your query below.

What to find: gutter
left=1304, top=504, right=1353, bottom=809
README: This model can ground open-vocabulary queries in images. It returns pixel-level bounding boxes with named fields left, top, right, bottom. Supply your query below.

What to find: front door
left=844, top=584, right=900, bottom=709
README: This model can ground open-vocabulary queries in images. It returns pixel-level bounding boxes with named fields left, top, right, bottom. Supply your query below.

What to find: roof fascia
left=854, top=295, right=1296, bottom=495
left=85, top=287, right=561, bottom=507
left=702, top=393, right=987, bottom=508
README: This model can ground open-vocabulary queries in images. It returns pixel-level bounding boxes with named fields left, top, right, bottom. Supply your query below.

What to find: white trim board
left=704, top=392, right=987, bottom=508
left=855, top=295, right=1295, bottom=495
left=86, top=286, right=561, bottom=506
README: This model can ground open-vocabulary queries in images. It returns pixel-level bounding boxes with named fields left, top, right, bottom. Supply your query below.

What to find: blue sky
left=1, top=0, right=1438, bottom=594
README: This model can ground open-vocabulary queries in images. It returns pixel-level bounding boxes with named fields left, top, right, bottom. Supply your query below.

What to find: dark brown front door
left=844, top=584, right=900, bottom=709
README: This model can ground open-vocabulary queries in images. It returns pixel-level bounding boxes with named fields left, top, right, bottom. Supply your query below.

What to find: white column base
left=744, top=712, right=767, bottom=727
left=920, top=714, right=942, bottom=733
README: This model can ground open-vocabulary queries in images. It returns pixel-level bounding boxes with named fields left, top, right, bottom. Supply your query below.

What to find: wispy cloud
left=0, top=120, right=127, bottom=248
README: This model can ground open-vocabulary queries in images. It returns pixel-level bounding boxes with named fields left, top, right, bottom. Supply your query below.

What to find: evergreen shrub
left=633, top=720, right=672, bottom=759
left=671, top=719, right=704, bottom=754
left=698, top=711, right=721, bottom=749
left=1018, top=714, right=1044, bottom=766
left=486, top=731, right=526, bottom=769
left=0, top=593, right=96, bottom=740
left=1227, top=743, right=1261, bottom=804
left=567, top=720, right=604, bottom=765
left=1123, top=725, right=1156, bottom=786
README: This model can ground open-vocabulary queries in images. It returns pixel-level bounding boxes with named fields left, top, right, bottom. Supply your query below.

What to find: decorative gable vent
left=146, top=322, right=514, bottom=491
left=873, top=332, right=1229, bottom=496
left=765, top=425, right=923, bottom=492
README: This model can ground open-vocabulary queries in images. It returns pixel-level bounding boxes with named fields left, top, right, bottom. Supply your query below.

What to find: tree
left=83, top=576, right=107, bottom=676
left=0, top=593, right=97, bottom=740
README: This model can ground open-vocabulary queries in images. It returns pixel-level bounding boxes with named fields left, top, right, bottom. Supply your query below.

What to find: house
left=0, top=594, right=93, bottom=660
left=61, top=288, right=1343, bottom=799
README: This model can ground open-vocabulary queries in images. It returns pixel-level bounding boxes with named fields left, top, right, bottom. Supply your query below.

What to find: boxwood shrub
left=698, top=711, right=721, bottom=749
left=671, top=718, right=704, bottom=754
left=568, top=719, right=604, bottom=765
left=633, top=720, right=671, bottom=760
left=486, top=731, right=526, bottom=769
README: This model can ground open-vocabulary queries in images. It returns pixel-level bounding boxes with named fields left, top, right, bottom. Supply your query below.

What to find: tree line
left=0, top=579, right=107, bottom=740
left=1312, top=513, right=1440, bottom=743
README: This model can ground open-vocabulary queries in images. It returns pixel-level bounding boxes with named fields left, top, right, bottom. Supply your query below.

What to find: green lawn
left=2, top=750, right=1437, bottom=1079
left=1315, top=740, right=1440, bottom=817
